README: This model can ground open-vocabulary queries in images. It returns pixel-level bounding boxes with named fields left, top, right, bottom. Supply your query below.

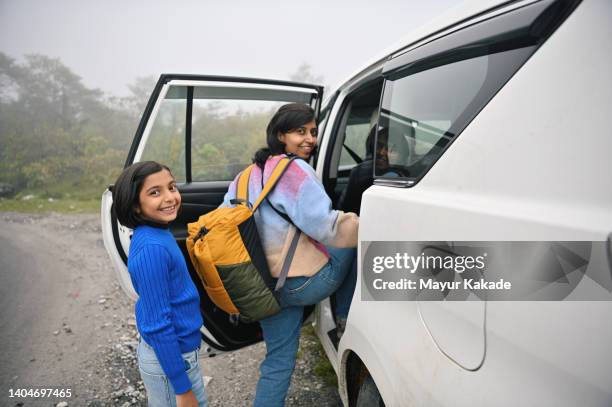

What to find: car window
left=378, top=46, right=534, bottom=181
left=339, top=114, right=373, bottom=168
left=337, top=86, right=383, bottom=171
left=191, top=98, right=283, bottom=181
left=140, top=97, right=187, bottom=182
left=137, top=82, right=320, bottom=183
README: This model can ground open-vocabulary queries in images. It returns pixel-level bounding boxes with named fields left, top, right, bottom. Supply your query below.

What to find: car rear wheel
left=356, top=373, right=384, bottom=407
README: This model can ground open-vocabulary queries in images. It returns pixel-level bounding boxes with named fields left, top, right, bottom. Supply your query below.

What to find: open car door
left=101, top=74, right=323, bottom=354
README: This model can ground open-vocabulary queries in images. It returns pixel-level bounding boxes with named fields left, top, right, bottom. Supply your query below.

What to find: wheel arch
left=340, top=341, right=393, bottom=406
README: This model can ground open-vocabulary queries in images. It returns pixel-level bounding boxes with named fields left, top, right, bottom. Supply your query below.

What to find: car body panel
left=336, top=0, right=612, bottom=405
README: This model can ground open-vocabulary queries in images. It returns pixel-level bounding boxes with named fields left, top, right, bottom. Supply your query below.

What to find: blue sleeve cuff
left=170, top=370, right=192, bottom=395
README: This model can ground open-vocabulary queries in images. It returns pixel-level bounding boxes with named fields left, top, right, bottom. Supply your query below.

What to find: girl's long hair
left=112, top=161, right=172, bottom=229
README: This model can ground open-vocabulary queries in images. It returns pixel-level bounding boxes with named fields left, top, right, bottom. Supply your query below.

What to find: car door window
left=340, top=118, right=371, bottom=168
left=133, top=79, right=321, bottom=184
left=191, top=98, right=285, bottom=182
left=375, top=0, right=578, bottom=185
left=140, top=97, right=187, bottom=182
left=378, top=46, right=534, bottom=181
left=338, top=86, right=383, bottom=171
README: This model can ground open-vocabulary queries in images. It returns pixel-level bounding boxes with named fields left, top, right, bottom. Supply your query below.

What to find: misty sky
left=0, top=0, right=461, bottom=97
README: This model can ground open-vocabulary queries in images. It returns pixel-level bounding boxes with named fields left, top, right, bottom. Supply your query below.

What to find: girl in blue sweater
left=112, top=161, right=206, bottom=407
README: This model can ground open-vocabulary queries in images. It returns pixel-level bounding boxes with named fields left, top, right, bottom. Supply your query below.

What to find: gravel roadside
left=0, top=212, right=341, bottom=407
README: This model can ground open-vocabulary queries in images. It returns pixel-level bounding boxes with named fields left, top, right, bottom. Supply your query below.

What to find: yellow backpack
left=186, top=156, right=300, bottom=323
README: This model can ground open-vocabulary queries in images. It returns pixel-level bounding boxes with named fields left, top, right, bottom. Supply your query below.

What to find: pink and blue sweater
left=221, top=155, right=358, bottom=278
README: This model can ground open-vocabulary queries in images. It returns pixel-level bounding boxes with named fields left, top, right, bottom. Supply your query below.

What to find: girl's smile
left=137, top=169, right=181, bottom=224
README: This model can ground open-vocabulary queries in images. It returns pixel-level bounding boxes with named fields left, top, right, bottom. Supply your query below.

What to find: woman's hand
left=176, top=389, right=199, bottom=407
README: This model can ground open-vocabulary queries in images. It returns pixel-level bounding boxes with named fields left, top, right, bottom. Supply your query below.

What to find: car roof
left=326, top=0, right=532, bottom=98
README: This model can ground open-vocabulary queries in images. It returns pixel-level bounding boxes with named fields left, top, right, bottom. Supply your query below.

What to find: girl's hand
left=176, top=389, right=199, bottom=407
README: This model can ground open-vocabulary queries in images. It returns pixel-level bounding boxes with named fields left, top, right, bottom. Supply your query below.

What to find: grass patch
left=301, top=324, right=338, bottom=387
left=0, top=196, right=100, bottom=214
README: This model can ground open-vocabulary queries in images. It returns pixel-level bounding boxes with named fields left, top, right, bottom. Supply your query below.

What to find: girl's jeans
left=254, top=246, right=357, bottom=407
left=137, top=340, right=208, bottom=407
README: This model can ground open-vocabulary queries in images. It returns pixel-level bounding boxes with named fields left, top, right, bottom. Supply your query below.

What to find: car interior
left=322, top=80, right=384, bottom=212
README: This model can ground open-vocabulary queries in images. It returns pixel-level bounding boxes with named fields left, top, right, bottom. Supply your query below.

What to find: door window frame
left=375, top=0, right=581, bottom=188
left=321, top=78, right=385, bottom=200
left=126, top=74, right=324, bottom=182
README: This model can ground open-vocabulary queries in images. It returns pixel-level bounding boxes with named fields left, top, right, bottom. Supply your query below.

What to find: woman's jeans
left=254, top=247, right=357, bottom=407
left=137, top=340, right=208, bottom=407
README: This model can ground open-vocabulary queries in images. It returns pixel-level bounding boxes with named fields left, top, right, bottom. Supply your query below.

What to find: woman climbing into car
left=221, top=103, right=359, bottom=406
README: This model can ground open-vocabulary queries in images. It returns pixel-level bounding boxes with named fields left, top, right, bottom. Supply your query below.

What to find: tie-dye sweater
left=221, top=154, right=359, bottom=278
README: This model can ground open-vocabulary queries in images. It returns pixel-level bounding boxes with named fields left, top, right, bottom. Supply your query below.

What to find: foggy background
left=1, top=0, right=460, bottom=94
left=0, top=0, right=460, bottom=208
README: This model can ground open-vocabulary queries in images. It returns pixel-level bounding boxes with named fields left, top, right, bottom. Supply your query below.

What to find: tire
left=356, top=374, right=384, bottom=407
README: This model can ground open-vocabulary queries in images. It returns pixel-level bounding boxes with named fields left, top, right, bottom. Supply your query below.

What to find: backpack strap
left=258, top=158, right=301, bottom=290
left=252, top=156, right=298, bottom=212
left=232, top=164, right=255, bottom=207
left=275, top=227, right=301, bottom=291
left=254, top=156, right=302, bottom=291
left=260, top=167, right=295, bottom=226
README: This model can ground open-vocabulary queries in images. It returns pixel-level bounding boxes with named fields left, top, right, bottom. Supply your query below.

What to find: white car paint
left=313, top=0, right=612, bottom=405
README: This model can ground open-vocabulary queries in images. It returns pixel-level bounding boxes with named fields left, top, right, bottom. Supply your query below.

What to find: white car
left=102, top=0, right=612, bottom=405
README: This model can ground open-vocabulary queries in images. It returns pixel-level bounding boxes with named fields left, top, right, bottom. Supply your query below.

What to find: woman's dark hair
left=253, top=103, right=316, bottom=168
left=112, top=161, right=172, bottom=229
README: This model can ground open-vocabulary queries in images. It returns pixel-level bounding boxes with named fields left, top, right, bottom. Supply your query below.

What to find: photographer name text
left=372, top=278, right=511, bottom=291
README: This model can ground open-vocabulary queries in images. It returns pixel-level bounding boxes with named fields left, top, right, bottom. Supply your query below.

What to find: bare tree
left=290, top=63, right=324, bottom=85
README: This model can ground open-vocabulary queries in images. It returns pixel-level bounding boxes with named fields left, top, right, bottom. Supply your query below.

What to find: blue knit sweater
left=127, top=225, right=203, bottom=394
